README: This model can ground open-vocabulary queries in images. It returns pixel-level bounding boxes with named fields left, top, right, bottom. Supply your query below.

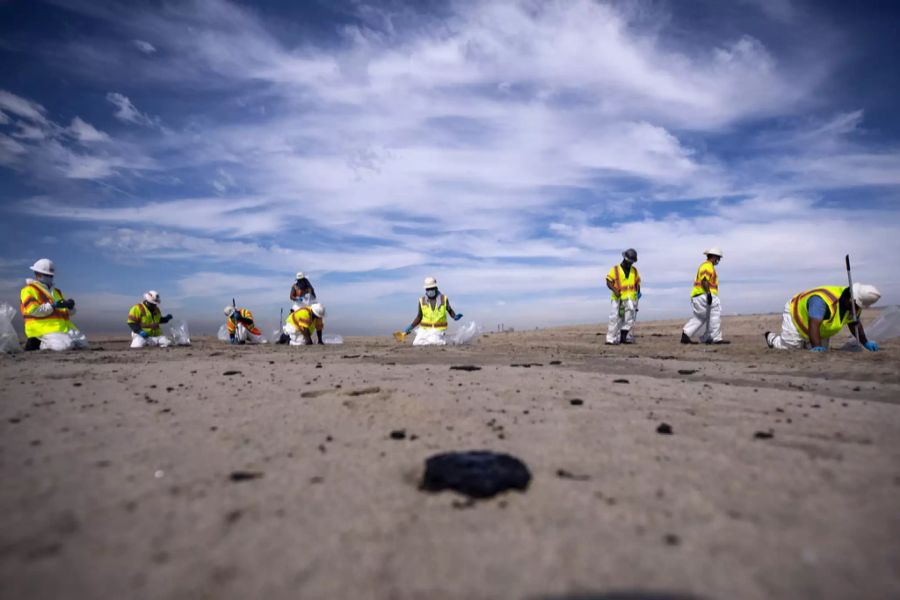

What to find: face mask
left=426, top=289, right=437, bottom=299
left=37, top=275, right=54, bottom=287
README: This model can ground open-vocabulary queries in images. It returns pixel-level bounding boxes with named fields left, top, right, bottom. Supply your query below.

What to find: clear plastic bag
left=451, top=321, right=483, bottom=345
left=167, top=320, right=191, bottom=346
left=217, top=324, right=230, bottom=342
left=0, top=303, right=21, bottom=354
left=864, top=306, right=900, bottom=340
left=323, top=334, right=343, bottom=345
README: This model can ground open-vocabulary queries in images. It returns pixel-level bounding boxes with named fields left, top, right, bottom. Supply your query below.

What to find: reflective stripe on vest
left=608, top=265, right=641, bottom=301
left=420, top=295, right=448, bottom=329
left=691, top=261, right=719, bottom=297
left=20, top=283, right=71, bottom=337
left=128, top=303, right=162, bottom=335
left=790, top=286, right=848, bottom=341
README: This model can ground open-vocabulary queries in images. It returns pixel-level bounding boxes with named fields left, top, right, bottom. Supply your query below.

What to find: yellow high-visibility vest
left=606, top=265, right=641, bottom=301
left=20, top=282, right=73, bottom=338
left=691, top=261, right=719, bottom=297
left=286, top=307, right=322, bottom=334
left=420, top=295, right=448, bottom=330
left=790, top=286, right=851, bottom=341
left=127, top=303, right=162, bottom=336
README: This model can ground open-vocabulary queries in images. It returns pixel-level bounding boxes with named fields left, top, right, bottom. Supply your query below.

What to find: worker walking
left=224, top=306, right=266, bottom=344
left=404, top=277, right=463, bottom=346
left=290, top=272, right=317, bottom=311
left=127, top=291, right=173, bottom=348
left=682, top=248, right=728, bottom=344
left=19, top=258, right=89, bottom=351
left=605, top=248, right=641, bottom=345
left=765, top=283, right=881, bottom=351
left=283, top=302, right=327, bottom=346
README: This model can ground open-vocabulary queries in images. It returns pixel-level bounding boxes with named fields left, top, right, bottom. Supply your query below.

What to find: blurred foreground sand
left=1, top=314, right=899, bottom=600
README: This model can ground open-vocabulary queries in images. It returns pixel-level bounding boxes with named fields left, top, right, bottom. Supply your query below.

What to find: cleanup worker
left=19, top=258, right=89, bottom=351
left=404, top=277, right=463, bottom=346
left=127, top=291, right=173, bottom=348
left=681, top=248, right=729, bottom=345
left=283, top=302, right=326, bottom=346
left=605, top=248, right=641, bottom=345
left=290, top=272, right=317, bottom=311
left=765, top=283, right=881, bottom=351
left=224, top=306, right=265, bottom=344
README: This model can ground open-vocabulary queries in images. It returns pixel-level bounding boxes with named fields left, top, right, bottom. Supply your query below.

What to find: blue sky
left=1, top=0, right=899, bottom=336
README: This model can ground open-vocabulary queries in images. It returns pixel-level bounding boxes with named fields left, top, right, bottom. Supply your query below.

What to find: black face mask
left=426, top=289, right=438, bottom=299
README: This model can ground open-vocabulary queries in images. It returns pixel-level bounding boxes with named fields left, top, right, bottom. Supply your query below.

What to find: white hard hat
left=310, top=303, right=326, bottom=318
left=703, top=247, right=724, bottom=258
left=224, top=306, right=236, bottom=317
left=852, top=283, right=881, bottom=308
left=30, top=258, right=55, bottom=276
left=296, top=272, right=305, bottom=280
left=143, top=290, right=161, bottom=305
left=423, top=276, right=438, bottom=289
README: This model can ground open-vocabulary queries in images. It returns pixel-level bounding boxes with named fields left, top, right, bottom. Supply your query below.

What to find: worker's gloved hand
left=863, top=341, right=880, bottom=352
left=809, top=346, right=827, bottom=353
left=161, top=314, right=173, bottom=323
left=637, top=291, right=642, bottom=300
left=404, top=325, right=414, bottom=335
left=706, top=292, right=713, bottom=304
left=453, top=313, right=463, bottom=321
left=139, top=330, right=149, bottom=338
left=54, top=299, right=66, bottom=309
left=65, top=299, right=75, bottom=309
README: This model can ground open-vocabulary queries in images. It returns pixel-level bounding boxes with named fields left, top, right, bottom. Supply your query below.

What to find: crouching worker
left=20, top=258, right=89, bottom=351
left=128, top=291, right=173, bottom=348
left=224, top=306, right=265, bottom=344
left=765, top=283, right=881, bottom=352
left=404, top=277, right=462, bottom=346
left=284, top=303, right=326, bottom=346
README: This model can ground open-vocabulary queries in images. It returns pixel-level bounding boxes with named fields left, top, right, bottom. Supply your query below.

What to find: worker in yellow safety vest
left=19, top=258, right=89, bottom=351
left=283, top=302, right=327, bottom=346
left=605, top=248, right=642, bottom=345
left=765, top=283, right=881, bottom=351
left=681, top=248, right=729, bottom=345
left=404, top=277, right=463, bottom=346
left=127, top=291, right=174, bottom=348
left=224, top=306, right=266, bottom=344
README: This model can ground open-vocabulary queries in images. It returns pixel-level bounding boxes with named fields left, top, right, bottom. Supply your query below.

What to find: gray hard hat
left=622, top=248, right=638, bottom=261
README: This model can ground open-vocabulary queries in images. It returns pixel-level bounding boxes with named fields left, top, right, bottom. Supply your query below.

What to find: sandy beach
left=1, top=314, right=899, bottom=600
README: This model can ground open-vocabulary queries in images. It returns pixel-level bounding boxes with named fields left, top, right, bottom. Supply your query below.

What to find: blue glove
left=637, top=292, right=642, bottom=300
left=453, top=313, right=463, bottom=321
left=139, top=330, right=149, bottom=338
left=404, top=325, right=414, bottom=335
left=864, top=341, right=880, bottom=352
left=810, top=346, right=827, bottom=353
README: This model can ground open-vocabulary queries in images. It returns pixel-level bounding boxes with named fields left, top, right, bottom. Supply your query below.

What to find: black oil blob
left=450, top=365, right=482, bottom=371
left=421, top=451, right=531, bottom=499
left=656, top=423, right=673, bottom=435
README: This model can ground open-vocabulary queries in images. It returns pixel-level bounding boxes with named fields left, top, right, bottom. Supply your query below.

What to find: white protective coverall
left=130, top=333, right=172, bottom=349
left=606, top=299, right=637, bottom=344
left=682, top=295, right=723, bottom=343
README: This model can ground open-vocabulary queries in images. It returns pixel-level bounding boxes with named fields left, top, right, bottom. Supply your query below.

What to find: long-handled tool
left=845, top=254, right=862, bottom=348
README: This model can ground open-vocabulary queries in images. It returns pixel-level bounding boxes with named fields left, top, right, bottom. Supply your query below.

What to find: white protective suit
left=606, top=298, right=637, bottom=344
left=767, top=301, right=821, bottom=350
left=130, top=332, right=172, bottom=349
left=682, top=294, right=723, bottom=343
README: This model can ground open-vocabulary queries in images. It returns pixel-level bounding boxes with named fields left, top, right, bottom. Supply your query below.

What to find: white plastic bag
left=323, top=334, right=343, bottom=345
left=0, top=304, right=21, bottom=354
left=167, top=320, right=191, bottom=346
left=217, top=324, right=230, bottom=342
left=865, top=306, right=900, bottom=340
left=40, top=329, right=89, bottom=351
left=451, top=321, right=483, bottom=345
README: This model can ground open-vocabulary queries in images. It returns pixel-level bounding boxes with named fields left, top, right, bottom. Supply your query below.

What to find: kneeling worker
left=224, top=306, right=265, bottom=344
left=404, top=277, right=462, bottom=346
left=128, top=291, right=173, bottom=348
left=765, top=283, right=881, bottom=352
left=20, top=258, right=89, bottom=351
left=284, top=302, right=326, bottom=345
left=605, top=248, right=641, bottom=345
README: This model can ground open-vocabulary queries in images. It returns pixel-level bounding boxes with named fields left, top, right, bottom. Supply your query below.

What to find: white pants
left=606, top=298, right=637, bottom=344
left=683, top=295, right=722, bottom=343
left=284, top=322, right=314, bottom=346
left=767, top=301, right=824, bottom=350
left=39, top=329, right=89, bottom=351
left=234, top=323, right=266, bottom=344
left=130, top=332, right=172, bottom=348
left=413, top=327, right=446, bottom=346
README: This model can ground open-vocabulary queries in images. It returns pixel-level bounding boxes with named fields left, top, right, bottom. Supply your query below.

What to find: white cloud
left=132, top=39, right=156, bottom=54
left=106, top=92, right=159, bottom=126
left=0, top=89, right=48, bottom=123
left=68, top=116, right=110, bottom=142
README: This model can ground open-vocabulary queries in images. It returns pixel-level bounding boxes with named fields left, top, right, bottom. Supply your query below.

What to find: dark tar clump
left=421, top=451, right=531, bottom=499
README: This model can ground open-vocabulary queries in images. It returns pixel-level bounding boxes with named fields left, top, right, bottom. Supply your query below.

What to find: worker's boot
left=620, top=329, right=630, bottom=344
left=680, top=332, right=696, bottom=345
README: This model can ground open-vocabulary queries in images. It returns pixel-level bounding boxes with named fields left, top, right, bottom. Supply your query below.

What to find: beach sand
left=1, top=314, right=899, bottom=600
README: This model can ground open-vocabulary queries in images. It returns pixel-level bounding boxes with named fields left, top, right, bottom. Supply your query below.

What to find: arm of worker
left=160, top=314, right=173, bottom=324
left=447, top=302, right=463, bottom=321
left=850, top=320, right=878, bottom=351
left=806, top=296, right=828, bottom=351
left=701, top=280, right=712, bottom=303
left=605, top=278, right=618, bottom=295
left=289, top=285, right=300, bottom=301
left=316, top=325, right=324, bottom=345
left=406, top=305, right=423, bottom=334
left=128, top=322, right=143, bottom=335
left=302, top=329, right=314, bottom=345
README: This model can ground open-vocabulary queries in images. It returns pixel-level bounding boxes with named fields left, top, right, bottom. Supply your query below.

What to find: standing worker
left=283, top=302, right=327, bottom=346
left=765, top=283, right=881, bottom=351
left=127, top=291, right=173, bottom=348
left=290, top=272, right=317, bottom=311
left=19, top=258, right=89, bottom=351
left=605, top=248, right=641, bottom=345
left=403, top=277, right=463, bottom=346
left=681, top=248, right=729, bottom=344
left=224, top=306, right=266, bottom=344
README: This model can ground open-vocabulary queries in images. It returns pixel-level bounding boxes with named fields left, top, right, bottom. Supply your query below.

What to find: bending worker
left=290, top=272, right=317, bottom=311
left=20, top=258, right=89, bottom=351
left=224, top=306, right=266, bottom=344
left=765, top=283, right=881, bottom=352
left=404, top=277, right=462, bottom=346
left=605, top=248, right=641, bottom=345
left=682, top=248, right=728, bottom=345
left=127, top=291, right=173, bottom=348
left=284, top=302, right=327, bottom=346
